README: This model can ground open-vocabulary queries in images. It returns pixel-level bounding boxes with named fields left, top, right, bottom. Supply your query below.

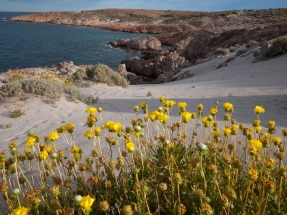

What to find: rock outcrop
left=109, top=36, right=162, bottom=51
left=121, top=50, right=186, bottom=83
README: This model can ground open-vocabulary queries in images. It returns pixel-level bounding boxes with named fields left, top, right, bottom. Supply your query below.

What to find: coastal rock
left=110, top=36, right=162, bottom=51
left=122, top=50, right=185, bottom=81
left=117, top=64, right=146, bottom=85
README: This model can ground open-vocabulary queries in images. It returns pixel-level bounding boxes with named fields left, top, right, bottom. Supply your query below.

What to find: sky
left=1, top=0, right=287, bottom=12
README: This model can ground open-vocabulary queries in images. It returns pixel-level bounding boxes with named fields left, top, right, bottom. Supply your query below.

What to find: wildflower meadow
left=1, top=96, right=287, bottom=215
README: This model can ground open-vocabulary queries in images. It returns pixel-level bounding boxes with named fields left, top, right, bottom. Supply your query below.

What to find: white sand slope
left=0, top=51, right=287, bottom=154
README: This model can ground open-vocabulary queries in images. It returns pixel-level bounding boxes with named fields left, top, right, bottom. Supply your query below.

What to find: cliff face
left=9, top=8, right=287, bottom=34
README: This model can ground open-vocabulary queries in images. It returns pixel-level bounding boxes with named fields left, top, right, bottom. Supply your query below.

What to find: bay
left=0, top=12, right=149, bottom=73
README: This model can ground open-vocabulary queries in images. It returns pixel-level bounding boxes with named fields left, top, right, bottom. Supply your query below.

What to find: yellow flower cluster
left=41, top=73, right=73, bottom=86
left=104, top=121, right=122, bottom=132
left=126, top=141, right=135, bottom=153
left=84, top=130, right=93, bottom=139
left=249, top=139, right=262, bottom=152
left=148, top=110, right=169, bottom=123
left=248, top=168, right=259, bottom=180
left=181, top=112, right=192, bottom=123
left=25, top=136, right=36, bottom=147
left=65, top=123, right=75, bottom=133
left=202, top=116, right=213, bottom=127
left=39, top=150, right=49, bottom=161
left=46, top=131, right=59, bottom=142
left=80, top=195, right=95, bottom=212
left=85, top=107, right=97, bottom=115
left=254, top=105, right=265, bottom=114
left=162, top=100, right=176, bottom=107
left=9, top=206, right=30, bottom=215
left=223, top=102, right=234, bottom=112
left=209, top=107, right=218, bottom=116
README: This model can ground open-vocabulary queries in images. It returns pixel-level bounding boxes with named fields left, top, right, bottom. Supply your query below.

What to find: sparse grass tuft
left=9, top=101, right=25, bottom=118
left=146, top=91, right=152, bottom=97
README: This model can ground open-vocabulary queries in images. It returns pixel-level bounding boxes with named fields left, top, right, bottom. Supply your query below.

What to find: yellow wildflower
left=223, top=127, right=231, bottom=136
left=181, top=112, right=192, bottom=123
left=86, top=116, right=97, bottom=127
left=162, top=100, right=176, bottom=107
left=209, top=107, right=218, bottom=116
left=65, top=123, right=75, bottom=133
left=84, top=130, right=93, bottom=139
left=126, top=141, right=135, bottom=153
left=71, top=146, right=81, bottom=154
left=56, top=125, right=66, bottom=133
left=148, top=111, right=158, bottom=121
left=178, top=102, right=187, bottom=109
left=254, top=105, right=265, bottom=114
left=223, top=102, right=233, bottom=112
left=253, top=120, right=261, bottom=127
left=264, top=133, right=271, bottom=139
left=202, top=116, right=213, bottom=127
left=159, top=95, right=165, bottom=103
left=94, top=127, right=102, bottom=136
left=25, top=136, right=36, bottom=147
left=47, top=131, right=59, bottom=142
left=249, top=139, right=262, bottom=151
left=268, top=120, right=276, bottom=127
left=85, top=107, right=97, bottom=115
left=231, top=125, right=239, bottom=135
left=43, top=145, right=55, bottom=153
left=197, top=103, right=204, bottom=110
left=9, top=206, right=30, bottom=215
left=265, top=158, right=275, bottom=168
left=80, top=195, right=95, bottom=212
left=212, top=131, right=221, bottom=139
left=272, top=137, right=281, bottom=145
left=39, top=151, right=49, bottom=160
left=248, top=168, right=259, bottom=180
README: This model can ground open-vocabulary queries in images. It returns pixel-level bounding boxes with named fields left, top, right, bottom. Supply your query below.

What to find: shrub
left=0, top=79, right=97, bottom=104
left=214, top=48, right=230, bottom=56
left=72, top=68, right=86, bottom=81
left=235, top=49, right=248, bottom=57
left=269, top=36, right=287, bottom=57
left=246, top=40, right=259, bottom=48
left=253, top=50, right=261, bottom=57
left=86, top=64, right=129, bottom=88
left=1, top=100, right=287, bottom=214
left=6, top=68, right=24, bottom=82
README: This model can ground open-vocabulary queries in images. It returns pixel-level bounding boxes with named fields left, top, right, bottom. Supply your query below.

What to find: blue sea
left=0, top=12, right=150, bottom=73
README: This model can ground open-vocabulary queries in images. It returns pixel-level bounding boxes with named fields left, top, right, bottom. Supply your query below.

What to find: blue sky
left=1, top=0, right=287, bottom=12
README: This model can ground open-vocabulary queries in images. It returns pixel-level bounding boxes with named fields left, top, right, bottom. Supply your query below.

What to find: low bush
left=253, top=50, right=261, bottom=57
left=235, top=49, right=248, bottom=57
left=0, top=79, right=96, bottom=104
left=72, top=68, right=87, bottom=82
left=214, top=48, right=230, bottom=56
left=246, top=40, right=259, bottom=48
left=86, top=64, right=129, bottom=88
left=269, top=36, right=287, bottom=57
left=1, top=99, right=286, bottom=214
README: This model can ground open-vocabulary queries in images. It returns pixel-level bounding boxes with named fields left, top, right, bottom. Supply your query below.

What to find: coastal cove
left=0, top=12, right=150, bottom=73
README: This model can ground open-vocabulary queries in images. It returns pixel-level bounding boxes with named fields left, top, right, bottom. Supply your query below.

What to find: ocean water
left=0, top=12, right=150, bottom=73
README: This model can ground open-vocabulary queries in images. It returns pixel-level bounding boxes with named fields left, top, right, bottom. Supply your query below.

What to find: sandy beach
left=1, top=48, right=286, bottom=155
